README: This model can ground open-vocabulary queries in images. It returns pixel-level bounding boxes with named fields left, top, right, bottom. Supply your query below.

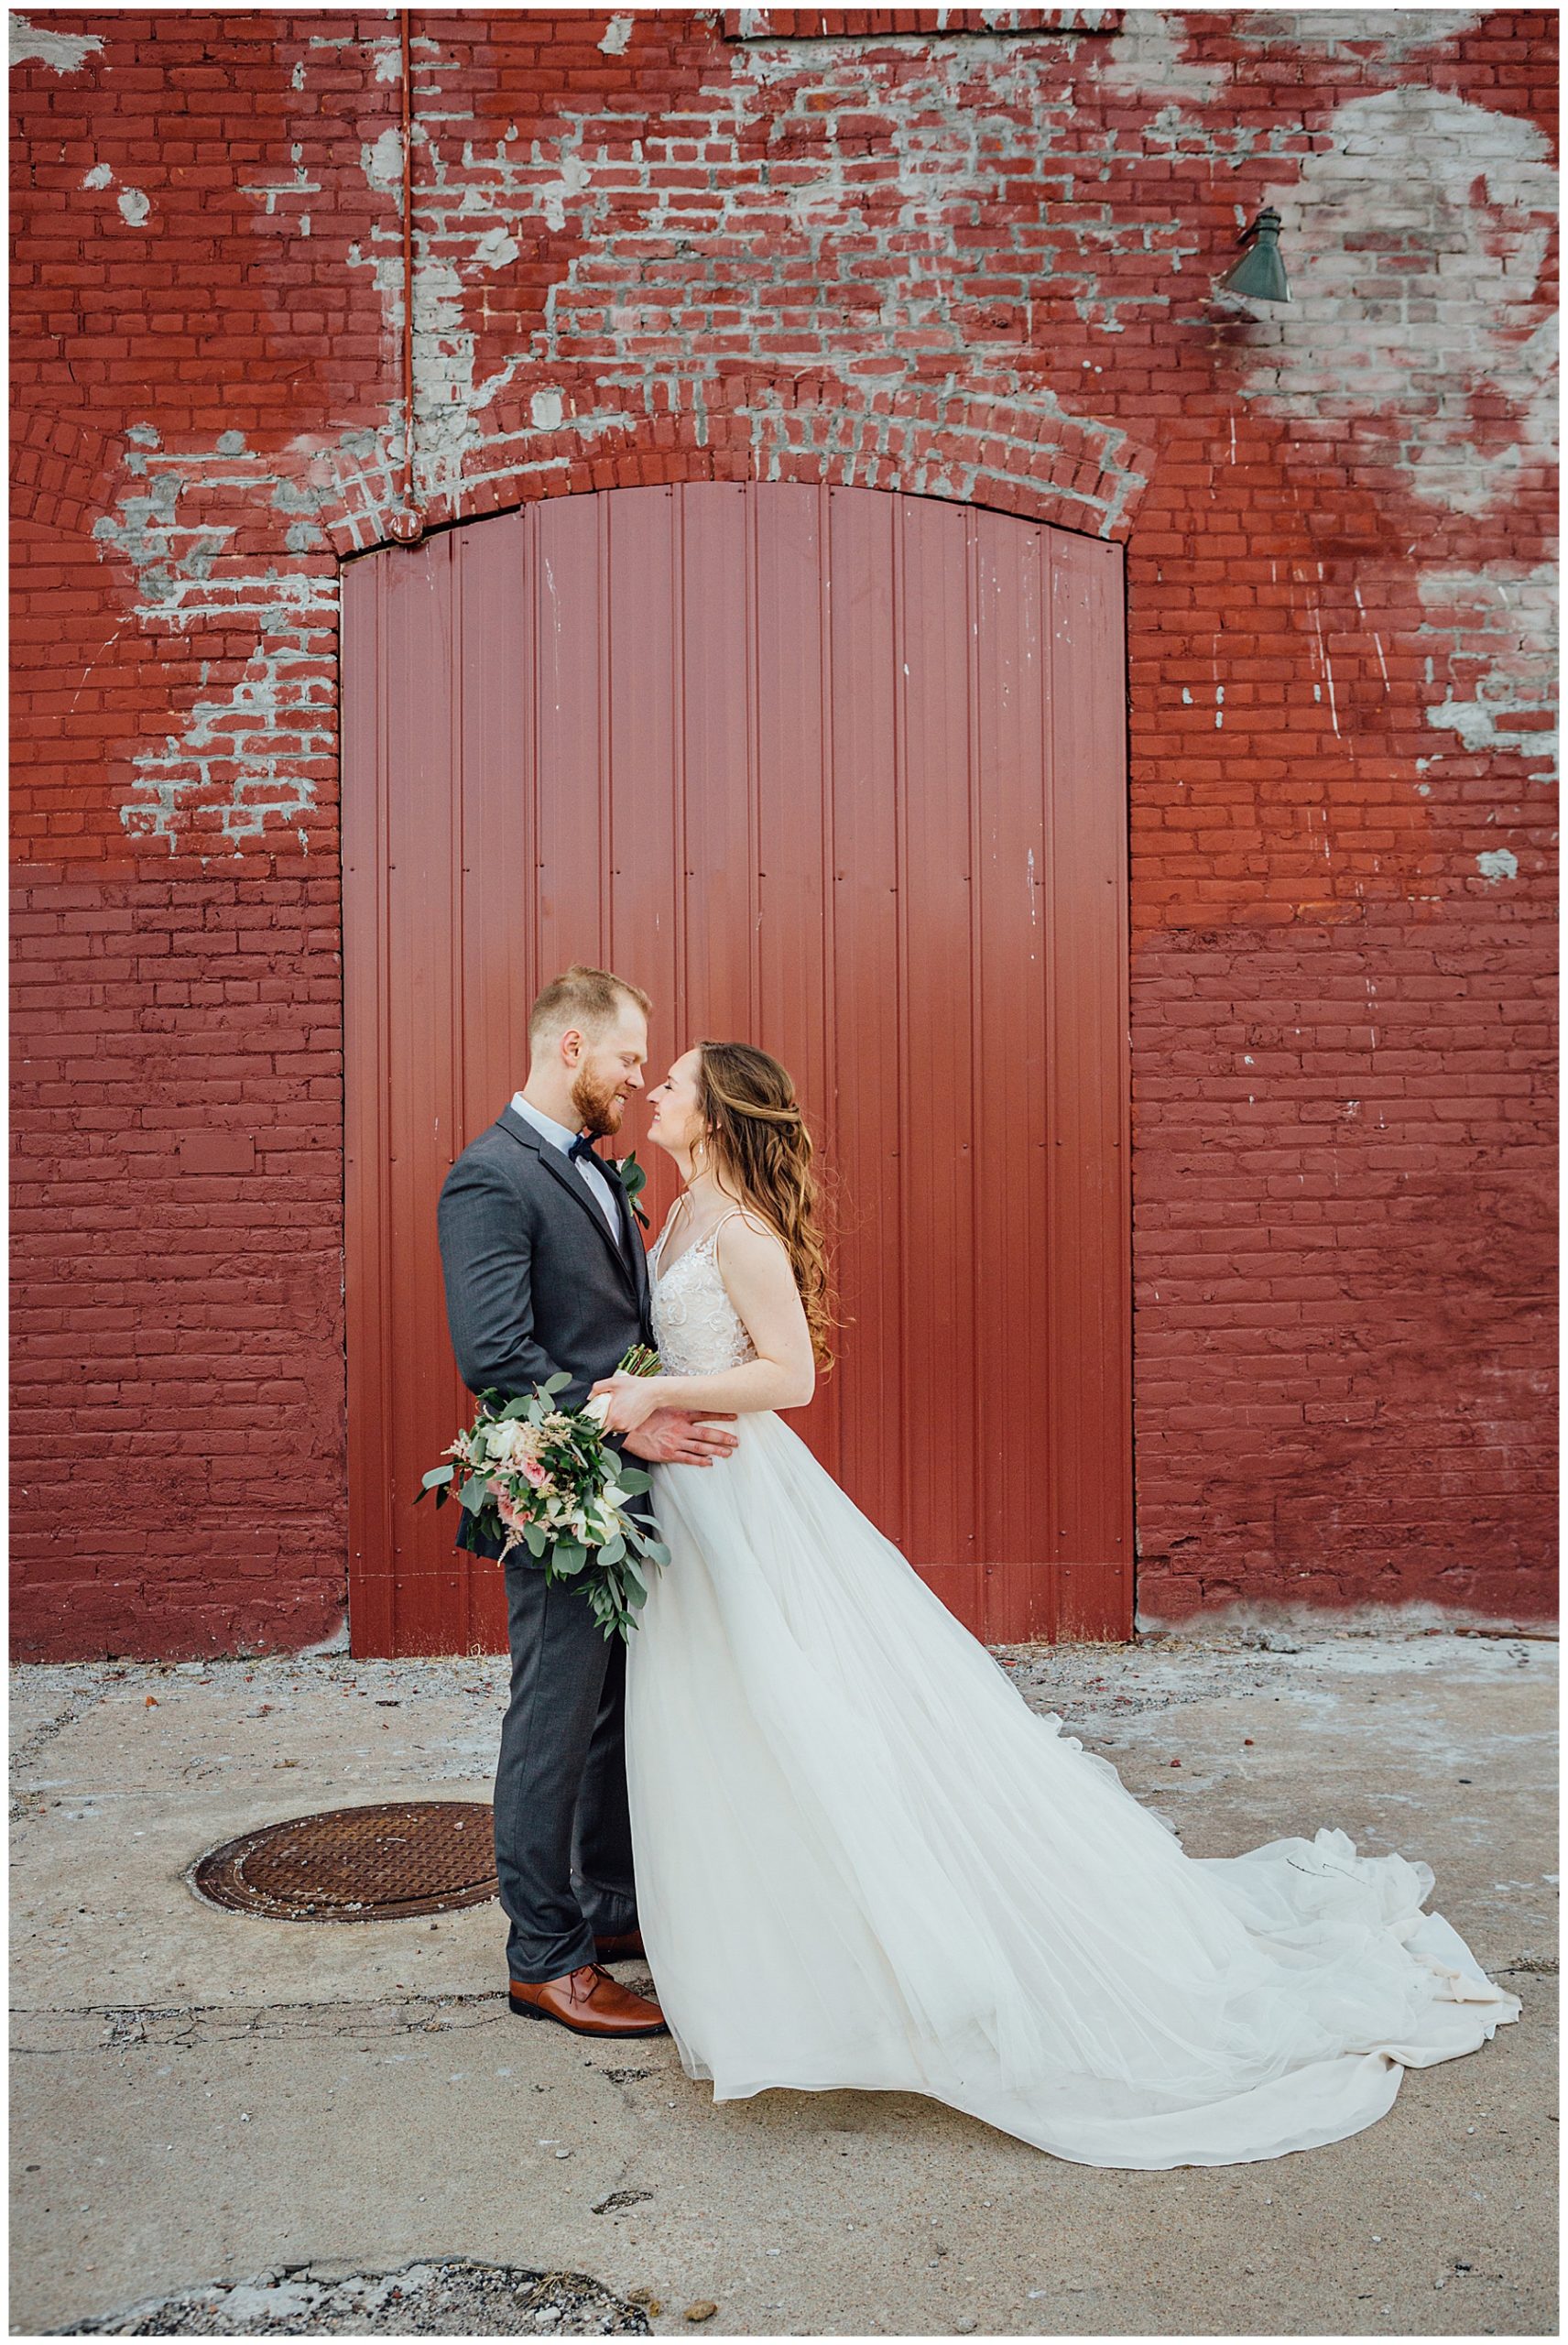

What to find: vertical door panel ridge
left=898, top=497, right=977, bottom=1586
left=448, top=532, right=467, bottom=1649
left=598, top=494, right=613, bottom=962
left=892, top=493, right=913, bottom=1560
left=607, top=487, right=678, bottom=1117
left=964, top=506, right=986, bottom=1631
left=1030, top=521, right=1057, bottom=1635
left=671, top=485, right=688, bottom=1067
left=391, top=534, right=455, bottom=1653
left=825, top=488, right=903, bottom=1545
left=343, top=550, right=393, bottom=1654
left=815, top=478, right=843, bottom=1478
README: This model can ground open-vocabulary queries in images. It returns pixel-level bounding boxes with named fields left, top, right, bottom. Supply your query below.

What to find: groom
left=437, top=963, right=739, bottom=2035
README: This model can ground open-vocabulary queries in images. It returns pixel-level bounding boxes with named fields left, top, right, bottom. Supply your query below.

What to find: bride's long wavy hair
left=694, top=1042, right=839, bottom=1373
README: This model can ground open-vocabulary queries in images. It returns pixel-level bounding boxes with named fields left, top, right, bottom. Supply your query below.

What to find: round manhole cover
left=191, top=1801, right=498, bottom=1923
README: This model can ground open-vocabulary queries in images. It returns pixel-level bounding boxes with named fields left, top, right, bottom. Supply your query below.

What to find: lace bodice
left=649, top=1208, right=759, bottom=1376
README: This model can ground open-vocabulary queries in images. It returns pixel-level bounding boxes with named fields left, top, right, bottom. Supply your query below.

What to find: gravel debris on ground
left=61, top=2259, right=651, bottom=2336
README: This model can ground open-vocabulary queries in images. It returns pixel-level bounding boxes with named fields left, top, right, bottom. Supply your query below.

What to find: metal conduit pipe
left=388, top=6, right=427, bottom=544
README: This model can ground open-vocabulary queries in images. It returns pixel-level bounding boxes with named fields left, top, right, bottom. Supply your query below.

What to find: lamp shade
left=1217, top=206, right=1290, bottom=303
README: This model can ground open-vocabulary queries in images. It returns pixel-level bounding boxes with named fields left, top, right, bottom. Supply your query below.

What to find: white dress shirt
left=509, top=1091, right=623, bottom=1241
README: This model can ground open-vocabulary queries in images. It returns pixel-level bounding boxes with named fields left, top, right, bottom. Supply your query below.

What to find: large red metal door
left=343, top=485, right=1130, bottom=1656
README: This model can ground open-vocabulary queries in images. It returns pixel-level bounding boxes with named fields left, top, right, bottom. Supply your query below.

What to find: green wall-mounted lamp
left=1216, top=206, right=1290, bottom=303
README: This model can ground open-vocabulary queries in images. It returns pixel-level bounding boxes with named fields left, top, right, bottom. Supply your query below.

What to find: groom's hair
left=528, top=963, right=651, bottom=1048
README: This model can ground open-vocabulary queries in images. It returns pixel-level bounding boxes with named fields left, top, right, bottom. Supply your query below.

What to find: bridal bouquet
left=417, top=1347, right=670, bottom=1642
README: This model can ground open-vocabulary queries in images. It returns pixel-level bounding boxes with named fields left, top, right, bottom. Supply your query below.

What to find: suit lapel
left=496, top=1108, right=640, bottom=1299
left=604, top=1149, right=652, bottom=1326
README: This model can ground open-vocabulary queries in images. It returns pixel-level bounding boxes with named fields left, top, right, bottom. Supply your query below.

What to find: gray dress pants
left=494, top=1554, right=638, bottom=1983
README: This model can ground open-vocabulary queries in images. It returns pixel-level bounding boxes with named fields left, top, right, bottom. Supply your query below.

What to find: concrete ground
left=10, top=1628, right=1557, bottom=2338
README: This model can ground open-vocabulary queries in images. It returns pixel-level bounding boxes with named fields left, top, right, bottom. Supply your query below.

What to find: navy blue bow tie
left=568, top=1134, right=602, bottom=1168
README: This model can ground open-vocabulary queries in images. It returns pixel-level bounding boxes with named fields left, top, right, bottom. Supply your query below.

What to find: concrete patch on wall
left=91, top=442, right=339, bottom=851
left=10, top=12, right=103, bottom=71
left=1416, top=562, right=1558, bottom=784
left=78, top=159, right=152, bottom=225
left=119, top=570, right=338, bottom=853
left=1234, top=89, right=1557, bottom=517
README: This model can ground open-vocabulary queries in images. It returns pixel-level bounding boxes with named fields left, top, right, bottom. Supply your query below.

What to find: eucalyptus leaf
left=540, top=1371, right=572, bottom=1396
left=458, top=1475, right=488, bottom=1511
left=615, top=1467, right=652, bottom=1496
left=420, top=1463, right=456, bottom=1489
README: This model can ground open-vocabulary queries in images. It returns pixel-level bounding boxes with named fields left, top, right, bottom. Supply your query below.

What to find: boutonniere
left=609, top=1149, right=650, bottom=1227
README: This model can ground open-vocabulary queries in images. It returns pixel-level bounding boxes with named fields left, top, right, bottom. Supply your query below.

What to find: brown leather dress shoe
left=593, top=1925, right=646, bottom=1963
left=507, top=1962, right=668, bottom=2036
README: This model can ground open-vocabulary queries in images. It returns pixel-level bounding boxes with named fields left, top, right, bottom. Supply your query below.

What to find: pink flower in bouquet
left=495, top=1487, right=531, bottom=1533
left=520, top=1456, right=550, bottom=1490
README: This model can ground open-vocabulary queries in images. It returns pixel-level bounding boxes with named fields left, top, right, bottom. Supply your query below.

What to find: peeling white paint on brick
left=537, top=141, right=594, bottom=234
left=82, top=159, right=152, bottom=224
left=305, top=26, right=430, bottom=83
left=474, top=225, right=520, bottom=269
left=327, top=25, right=1172, bottom=525
left=1475, top=848, right=1519, bottom=883
left=91, top=443, right=342, bottom=848
left=1417, top=563, right=1558, bottom=782
left=1236, top=90, right=1556, bottom=518
left=121, top=567, right=339, bottom=854
left=286, top=424, right=407, bottom=558
left=10, top=13, right=103, bottom=71
left=364, top=125, right=405, bottom=194
left=1096, top=10, right=1226, bottom=104
left=411, top=256, right=530, bottom=496
left=1236, top=10, right=1484, bottom=62
left=239, top=145, right=321, bottom=220
left=598, top=14, right=635, bottom=55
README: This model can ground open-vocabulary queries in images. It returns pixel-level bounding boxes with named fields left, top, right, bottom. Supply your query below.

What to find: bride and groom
left=436, top=963, right=1519, bottom=2171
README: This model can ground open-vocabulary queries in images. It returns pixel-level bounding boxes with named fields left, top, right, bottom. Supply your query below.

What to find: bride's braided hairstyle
left=694, top=1041, right=838, bottom=1373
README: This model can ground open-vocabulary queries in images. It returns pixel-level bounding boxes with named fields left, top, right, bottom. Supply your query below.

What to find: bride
left=587, top=1041, right=1519, bottom=2171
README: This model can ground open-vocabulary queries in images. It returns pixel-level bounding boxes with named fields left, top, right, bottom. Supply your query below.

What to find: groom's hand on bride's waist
left=621, top=1409, right=740, bottom=1467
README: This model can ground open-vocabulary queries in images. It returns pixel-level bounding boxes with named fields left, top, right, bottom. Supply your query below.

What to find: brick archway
left=303, top=372, right=1160, bottom=561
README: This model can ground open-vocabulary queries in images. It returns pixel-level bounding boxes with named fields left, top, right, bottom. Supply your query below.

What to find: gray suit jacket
left=436, top=1105, right=655, bottom=1560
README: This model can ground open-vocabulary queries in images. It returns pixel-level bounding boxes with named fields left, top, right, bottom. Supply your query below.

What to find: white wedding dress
left=623, top=1209, right=1520, bottom=2169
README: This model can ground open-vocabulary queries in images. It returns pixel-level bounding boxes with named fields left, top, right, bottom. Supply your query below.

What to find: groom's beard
left=571, top=1067, right=625, bottom=1140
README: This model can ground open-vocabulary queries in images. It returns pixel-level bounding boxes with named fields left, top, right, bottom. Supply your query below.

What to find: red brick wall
left=11, top=9, right=1556, bottom=1656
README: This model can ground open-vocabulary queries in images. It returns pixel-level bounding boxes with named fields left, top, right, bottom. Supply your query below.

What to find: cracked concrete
left=10, top=1631, right=1556, bottom=2336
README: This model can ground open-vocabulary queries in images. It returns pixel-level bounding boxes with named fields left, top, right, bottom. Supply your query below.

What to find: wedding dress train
left=623, top=1214, right=1519, bottom=2169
